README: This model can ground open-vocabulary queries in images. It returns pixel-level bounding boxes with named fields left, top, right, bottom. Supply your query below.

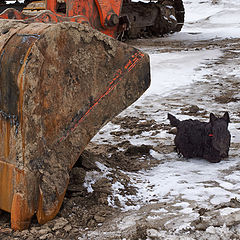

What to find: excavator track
left=120, top=0, right=185, bottom=40
left=0, top=1, right=32, bottom=13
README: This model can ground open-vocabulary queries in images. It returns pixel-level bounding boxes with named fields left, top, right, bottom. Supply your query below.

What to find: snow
left=127, top=157, right=240, bottom=209
left=90, top=0, right=240, bottom=210
left=159, top=0, right=240, bottom=41
left=220, top=207, right=240, bottom=216
left=146, top=49, right=222, bottom=97
left=87, top=0, right=240, bottom=235
left=84, top=161, right=113, bottom=193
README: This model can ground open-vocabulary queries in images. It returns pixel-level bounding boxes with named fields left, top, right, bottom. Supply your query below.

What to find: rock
left=39, top=233, right=54, bottom=240
left=30, top=227, right=41, bottom=234
left=39, top=234, right=48, bottom=240
left=72, top=227, right=80, bottom=233
left=92, top=178, right=112, bottom=194
left=87, top=219, right=96, bottom=228
left=147, top=228, right=162, bottom=238
left=79, top=151, right=99, bottom=170
left=98, top=193, right=109, bottom=205
left=124, top=144, right=152, bottom=156
left=64, top=224, right=72, bottom=232
left=21, top=229, right=29, bottom=235
left=0, top=227, right=13, bottom=235
left=70, top=167, right=86, bottom=184
left=52, top=217, right=68, bottom=231
left=189, top=105, right=200, bottom=114
left=38, top=227, right=51, bottom=235
left=26, top=236, right=36, bottom=240
left=168, top=127, right=177, bottom=135
left=94, top=215, right=106, bottom=223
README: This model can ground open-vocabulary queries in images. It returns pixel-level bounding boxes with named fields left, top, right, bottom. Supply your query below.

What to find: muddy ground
left=1, top=36, right=240, bottom=239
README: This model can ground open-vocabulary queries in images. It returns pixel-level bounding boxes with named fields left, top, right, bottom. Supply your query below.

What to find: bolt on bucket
left=0, top=20, right=150, bottom=230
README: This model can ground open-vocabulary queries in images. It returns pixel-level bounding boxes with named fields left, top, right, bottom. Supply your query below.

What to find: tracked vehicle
left=0, top=0, right=184, bottom=39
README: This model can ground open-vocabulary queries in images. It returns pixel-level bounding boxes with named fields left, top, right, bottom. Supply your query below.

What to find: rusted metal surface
left=0, top=20, right=150, bottom=230
left=0, top=162, right=14, bottom=212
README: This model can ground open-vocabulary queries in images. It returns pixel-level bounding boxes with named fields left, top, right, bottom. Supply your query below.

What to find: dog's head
left=207, top=112, right=231, bottom=159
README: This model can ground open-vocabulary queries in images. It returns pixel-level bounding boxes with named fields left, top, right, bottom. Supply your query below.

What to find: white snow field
left=86, top=0, right=240, bottom=238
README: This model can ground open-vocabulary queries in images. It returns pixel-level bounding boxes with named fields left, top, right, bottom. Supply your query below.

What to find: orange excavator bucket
left=0, top=0, right=150, bottom=231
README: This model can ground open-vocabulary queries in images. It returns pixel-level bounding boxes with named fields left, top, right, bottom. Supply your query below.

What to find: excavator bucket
left=0, top=20, right=150, bottom=230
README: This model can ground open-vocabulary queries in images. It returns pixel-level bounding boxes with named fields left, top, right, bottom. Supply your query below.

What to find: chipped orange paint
left=11, top=192, right=35, bottom=230
left=37, top=185, right=68, bottom=224
left=10, top=169, right=35, bottom=230
left=0, top=25, right=47, bottom=230
left=0, top=161, right=14, bottom=212
left=17, top=42, right=37, bottom=165
left=0, top=161, right=35, bottom=230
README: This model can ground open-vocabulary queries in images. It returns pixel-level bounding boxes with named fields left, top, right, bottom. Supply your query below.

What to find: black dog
left=168, top=112, right=231, bottom=163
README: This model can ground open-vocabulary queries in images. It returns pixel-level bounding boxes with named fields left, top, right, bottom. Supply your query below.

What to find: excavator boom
left=0, top=0, right=184, bottom=39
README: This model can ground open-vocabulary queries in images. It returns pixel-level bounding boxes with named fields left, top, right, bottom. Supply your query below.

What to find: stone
left=26, top=236, right=36, bottom=240
left=64, top=224, right=72, bottom=232
left=147, top=228, right=161, bottom=238
left=39, top=233, right=53, bottom=240
left=87, top=219, right=96, bottom=228
left=0, top=227, right=13, bottom=234
left=94, top=215, right=106, bottom=223
left=79, top=151, right=99, bottom=170
left=189, top=105, right=200, bottom=114
left=52, top=217, right=68, bottom=231
left=70, top=168, right=86, bottom=184
left=38, top=227, right=51, bottom=235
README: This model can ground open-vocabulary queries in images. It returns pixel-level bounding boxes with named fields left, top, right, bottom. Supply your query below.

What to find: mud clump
left=215, top=95, right=240, bottom=104
left=111, top=116, right=164, bottom=136
left=124, top=144, right=152, bottom=156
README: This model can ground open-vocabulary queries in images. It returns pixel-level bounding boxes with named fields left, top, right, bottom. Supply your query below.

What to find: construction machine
left=0, top=0, right=184, bottom=39
left=0, top=0, right=184, bottom=230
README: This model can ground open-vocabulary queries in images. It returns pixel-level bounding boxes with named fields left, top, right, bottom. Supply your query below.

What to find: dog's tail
left=168, top=113, right=180, bottom=127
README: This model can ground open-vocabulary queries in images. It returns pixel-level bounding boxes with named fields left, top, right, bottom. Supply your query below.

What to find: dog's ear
left=222, top=112, right=230, bottom=124
left=210, top=113, right=217, bottom=123
left=168, top=113, right=180, bottom=127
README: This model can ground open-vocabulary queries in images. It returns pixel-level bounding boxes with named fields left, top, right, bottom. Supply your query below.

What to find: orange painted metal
left=0, top=23, right=51, bottom=230
left=0, top=0, right=124, bottom=38
left=46, top=0, right=57, bottom=12
left=0, top=161, right=14, bottom=212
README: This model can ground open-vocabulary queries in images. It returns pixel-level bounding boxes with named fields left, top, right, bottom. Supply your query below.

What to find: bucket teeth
left=0, top=21, right=150, bottom=230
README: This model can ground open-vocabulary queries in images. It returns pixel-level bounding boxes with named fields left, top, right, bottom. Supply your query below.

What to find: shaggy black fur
left=168, top=112, right=231, bottom=163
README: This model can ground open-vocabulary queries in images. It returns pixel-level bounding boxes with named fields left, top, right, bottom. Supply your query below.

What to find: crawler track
left=121, top=0, right=185, bottom=39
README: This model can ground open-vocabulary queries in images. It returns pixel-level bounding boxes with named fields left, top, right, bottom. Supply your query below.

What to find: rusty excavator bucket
left=0, top=1, right=150, bottom=231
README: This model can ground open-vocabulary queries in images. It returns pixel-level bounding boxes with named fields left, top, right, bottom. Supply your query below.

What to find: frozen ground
left=90, top=0, right=240, bottom=210
left=85, top=0, right=240, bottom=238
left=1, top=0, right=240, bottom=239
